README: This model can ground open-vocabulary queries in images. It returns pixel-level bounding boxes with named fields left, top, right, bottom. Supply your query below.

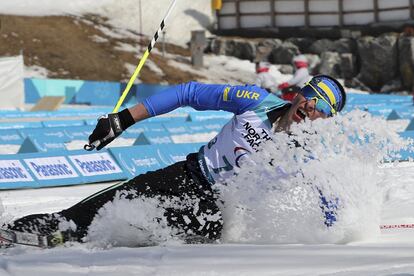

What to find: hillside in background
left=0, top=14, right=204, bottom=84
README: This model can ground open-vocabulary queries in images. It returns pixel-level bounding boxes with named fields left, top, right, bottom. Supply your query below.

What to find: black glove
left=87, top=108, right=135, bottom=150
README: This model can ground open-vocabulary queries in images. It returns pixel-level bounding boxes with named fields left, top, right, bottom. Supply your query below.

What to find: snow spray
left=218, top=110, right=412, bottom=244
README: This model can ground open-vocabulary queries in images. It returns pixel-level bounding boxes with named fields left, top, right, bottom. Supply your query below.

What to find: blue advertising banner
left=123, top=123, right=166, bottom=139
left=0, top=129, right=24, bottom=145
left=42, top=120, right=86, bottom=128
left=395, top=108, right=414, bottom=120
left=63, top=126, right=94, bottom=140
left=187, top=111, right=233, bottom=122
left=146, top=115, right=189, bottom=123
left=134, top=131, right=173, bottom=145
left=0, top=159, right=36, bottom=189
left=110, top=143, right=203, bottom=178
left=22, top=152, right=82, bottom=188
left=67, top=150, right=127, bottom=183
left=155, top=144, right=202, bottom=166
left=18, top=136, right=68, bottom=153
left=201, top=120, right=228, bottom=131
left=109, top=145, right=163, bottom=178
left=19, top=127, right=70, bottom=140
left=163, top=123, right=190, bottom=134
left=1, top=111, right=49, bottom=119
left=0, top=121, right=43, bottom=130
left=0, top=149, right=128, bottom=189
left=84, top=119, right=98, bottom=126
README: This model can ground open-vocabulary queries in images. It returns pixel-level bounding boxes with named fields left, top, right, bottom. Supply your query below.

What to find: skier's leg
left=60, top=153, right=223, bottom=241
left=162, top=154, right=223, bottom=241
left=8, top=161, right=189, bottom=239
left=8, top=155, right=223, bottom=242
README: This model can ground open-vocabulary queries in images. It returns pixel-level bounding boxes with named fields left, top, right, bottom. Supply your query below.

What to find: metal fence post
left=304, top=0, right=310, bottom=28
left=236, top=0, right=241, bottom=29
left=373, top=0, right=379, bottom=23
left=191, top=30, right=206, bottom=69
left=338, top=0, right=344, bottom=27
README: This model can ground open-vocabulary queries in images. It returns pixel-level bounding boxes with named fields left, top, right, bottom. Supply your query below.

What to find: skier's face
left=274, top=94, right=328, bottom=132
left=288, top=94, right=328, bottom=124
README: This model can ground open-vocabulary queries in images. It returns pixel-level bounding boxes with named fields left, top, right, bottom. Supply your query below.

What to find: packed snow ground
left=1, top=112, right=414, bottom=275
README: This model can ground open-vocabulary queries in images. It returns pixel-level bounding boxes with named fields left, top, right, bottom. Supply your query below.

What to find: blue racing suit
left=143, top=81, right=288, bottom=184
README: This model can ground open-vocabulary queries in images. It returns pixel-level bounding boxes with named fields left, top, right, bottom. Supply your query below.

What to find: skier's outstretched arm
left=88, top=81, right=268, bottom=150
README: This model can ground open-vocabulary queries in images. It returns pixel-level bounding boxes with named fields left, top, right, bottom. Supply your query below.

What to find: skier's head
left=300, top=75, right=346, bottom=116
left=293, top=55, right=308, bottom=69
left=281, top=75, right=346, bottom=127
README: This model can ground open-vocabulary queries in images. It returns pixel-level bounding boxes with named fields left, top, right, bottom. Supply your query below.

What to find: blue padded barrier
left=392, top=108, right=414, bottom=120
left=0, top=121, right=43, bottom=130
left=406, top=119, right=414, bottom=131
left=163, top=123, right=191, bottom=134
left=146, top=115, right=189, bottom=123
left=363, top=107, right=394, bottom=118
left=0, top=129, right=24, bottom=145
left=187, top=111, right=233, bottom=122
left=163, top=122, right=220, bottom=135
left=399, top=130, right=414, bottom=139
left=123, top=123, right=167, bottom=139
left=25, top=78, right=121, bottom=105
left=128, top=122, right=166, bottom=132
left=19, top=135, right=68, bottom=153
left=184, top=123, right=207, bottom=133
left=84, top=119, right=98, bottom=126
left=110, top=143, right=204, bottom=178
left=110, top=145, right=164, bottom=177
left=1, top=111, right=49, bottom=119
left=204, top=121, right=228, bottom=131
left=156, top=143, right=203, bottom=166
left=134, top=131, right=173, bottom=145
left=19, top=127, right=70, bottom=139
left=45, top=110, right=106, bottom=118
left=74, top=82, right=121, bottom=106
left=42, top=120, right=86, bottom=128
left=347, top=93, right=412, bottom=105
left=25, top=78, right=84, bottom=104
left=386, top=110, right=401, bottom=120
left=63, top=125, right=94, bottom=140
left=193, top=120, right=228, bottom=131
left=0, top=110, right=106, bottom=120
left=396, top=131, right=414, bottom=161
left=24, top=78, right=42, bottom=104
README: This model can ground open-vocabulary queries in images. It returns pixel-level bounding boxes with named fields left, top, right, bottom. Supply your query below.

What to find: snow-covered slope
left=0, top=0, right=214, bottom=45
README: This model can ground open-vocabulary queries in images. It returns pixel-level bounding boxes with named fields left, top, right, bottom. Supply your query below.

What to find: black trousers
left=9, top=153, right=223, bottom=243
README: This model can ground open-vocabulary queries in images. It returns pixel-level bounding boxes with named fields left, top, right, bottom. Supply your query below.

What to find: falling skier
left=3, top=75, right=346, bottom=247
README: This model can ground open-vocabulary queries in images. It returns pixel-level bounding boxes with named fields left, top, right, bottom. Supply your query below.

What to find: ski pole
left=84, top=0, right=177, bottom=151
